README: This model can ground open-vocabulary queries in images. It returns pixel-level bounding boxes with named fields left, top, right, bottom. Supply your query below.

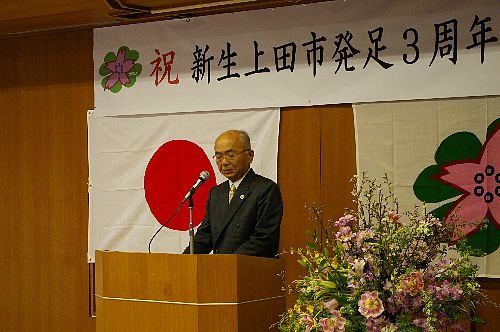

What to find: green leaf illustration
left=119, top=46, right=139, bottom=61
left=124, top=75, right=137, bottom=88
left=487, top=118, right=500, bottom=137
left=110, top=81, right=122, bottom=93
left=101, top=76, right=108, bottom=90
left=127, top=49, right=140, bottom=61
left=434, top=132, right=482, bottom=165
left=467, top=220, right=500, bottom=255
left=129, top=63, right=142, bottom=77
left=414, top=165, right=461, bottom=203
left=99, top=63, right=111, bottom=76
left=103, top=51, right=117, bottom=63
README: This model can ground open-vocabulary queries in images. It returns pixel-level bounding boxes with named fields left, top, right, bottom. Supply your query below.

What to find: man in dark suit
left=184, top=130, right=283, bottom=258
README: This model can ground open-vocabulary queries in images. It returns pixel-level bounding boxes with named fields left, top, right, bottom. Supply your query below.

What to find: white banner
left=87, top=108, right=280, bottom=262
left=93, top=0, right=500, bottom=116
left=354, top=96, right=500, bottom=277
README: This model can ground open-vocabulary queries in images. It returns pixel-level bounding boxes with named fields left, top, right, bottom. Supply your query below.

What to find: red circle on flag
left=144, top=140, right=216, bottom=231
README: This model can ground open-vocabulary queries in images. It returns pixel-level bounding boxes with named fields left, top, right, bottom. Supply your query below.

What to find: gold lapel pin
left=240, top=195, right=245, bottom=199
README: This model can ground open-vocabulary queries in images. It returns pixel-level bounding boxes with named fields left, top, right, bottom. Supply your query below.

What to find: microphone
left=183, top=171, right=210, bottom=201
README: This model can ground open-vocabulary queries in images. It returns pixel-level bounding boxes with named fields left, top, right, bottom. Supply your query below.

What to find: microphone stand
left=188, top=196, right=195, bottom=254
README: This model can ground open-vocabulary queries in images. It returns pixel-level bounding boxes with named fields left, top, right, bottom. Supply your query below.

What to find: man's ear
left=248, top=150, right=254, bottom=161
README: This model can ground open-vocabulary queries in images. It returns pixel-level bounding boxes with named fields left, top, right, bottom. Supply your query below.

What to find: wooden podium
left=95, top=251, right=285, bottom=331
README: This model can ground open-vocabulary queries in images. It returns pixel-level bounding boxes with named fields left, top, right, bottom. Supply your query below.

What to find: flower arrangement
left=278, top=173, right=489, bottom=332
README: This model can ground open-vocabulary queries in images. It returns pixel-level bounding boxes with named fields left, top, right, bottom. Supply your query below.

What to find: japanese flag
left=87, top=108, right=280, bottom=262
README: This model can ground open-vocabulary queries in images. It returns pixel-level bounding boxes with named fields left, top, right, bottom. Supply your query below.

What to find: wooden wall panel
left=319, top=104, right=357, bottom=223
left=277, top=105, right=357, bottom=309
left=278, top=106, right=321, bottom=308
left=476, top=278, right=500, bottom=331
left=278, top=107, right=322, bottom=249
left=0, top=31, right=95, bottom=332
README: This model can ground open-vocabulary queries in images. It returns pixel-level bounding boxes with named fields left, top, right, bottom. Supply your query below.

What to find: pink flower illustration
left=104, top=47, right=135, bottom=90
left=437, top=127, right=500, bottom=239
left=358, top=291, right=384, bottom=318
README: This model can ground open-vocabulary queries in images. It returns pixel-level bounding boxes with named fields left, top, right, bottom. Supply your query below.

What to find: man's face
left=214, top=132, right=254, bottom=182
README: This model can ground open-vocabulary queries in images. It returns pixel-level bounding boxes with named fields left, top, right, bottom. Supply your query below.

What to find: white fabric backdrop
left=87, top=108, right=280, bottom=262
left=354, top=96, right=500, bottom=277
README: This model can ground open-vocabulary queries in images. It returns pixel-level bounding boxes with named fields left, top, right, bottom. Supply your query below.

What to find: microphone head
left=199, top=171, right=210, bottom=181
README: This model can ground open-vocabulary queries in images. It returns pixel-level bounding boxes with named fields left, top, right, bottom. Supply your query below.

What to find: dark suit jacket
left=183, top=169, right=283, bottom=258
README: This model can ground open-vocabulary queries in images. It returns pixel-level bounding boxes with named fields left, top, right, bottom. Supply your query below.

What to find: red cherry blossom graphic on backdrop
left=144, top=140, right=216, bottom=231
left=437, top=126, right=500, bottom=239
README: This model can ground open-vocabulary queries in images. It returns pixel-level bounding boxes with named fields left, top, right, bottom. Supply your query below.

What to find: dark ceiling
left=0, top=0, right=328, bottom=39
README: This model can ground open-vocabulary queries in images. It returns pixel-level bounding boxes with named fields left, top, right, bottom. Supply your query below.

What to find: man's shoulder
left=252, top=173, right=277, bottom=184
left=247, top=171, right=279, bottom=190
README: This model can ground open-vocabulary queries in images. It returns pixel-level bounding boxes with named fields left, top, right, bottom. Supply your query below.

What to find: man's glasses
left=213, top=150, right=250, bottom=162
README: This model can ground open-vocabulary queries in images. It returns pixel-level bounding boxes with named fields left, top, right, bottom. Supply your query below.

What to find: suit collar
left=235, top=168, right=254, bottom=190
left=228, top=168, right=253, bottom=189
